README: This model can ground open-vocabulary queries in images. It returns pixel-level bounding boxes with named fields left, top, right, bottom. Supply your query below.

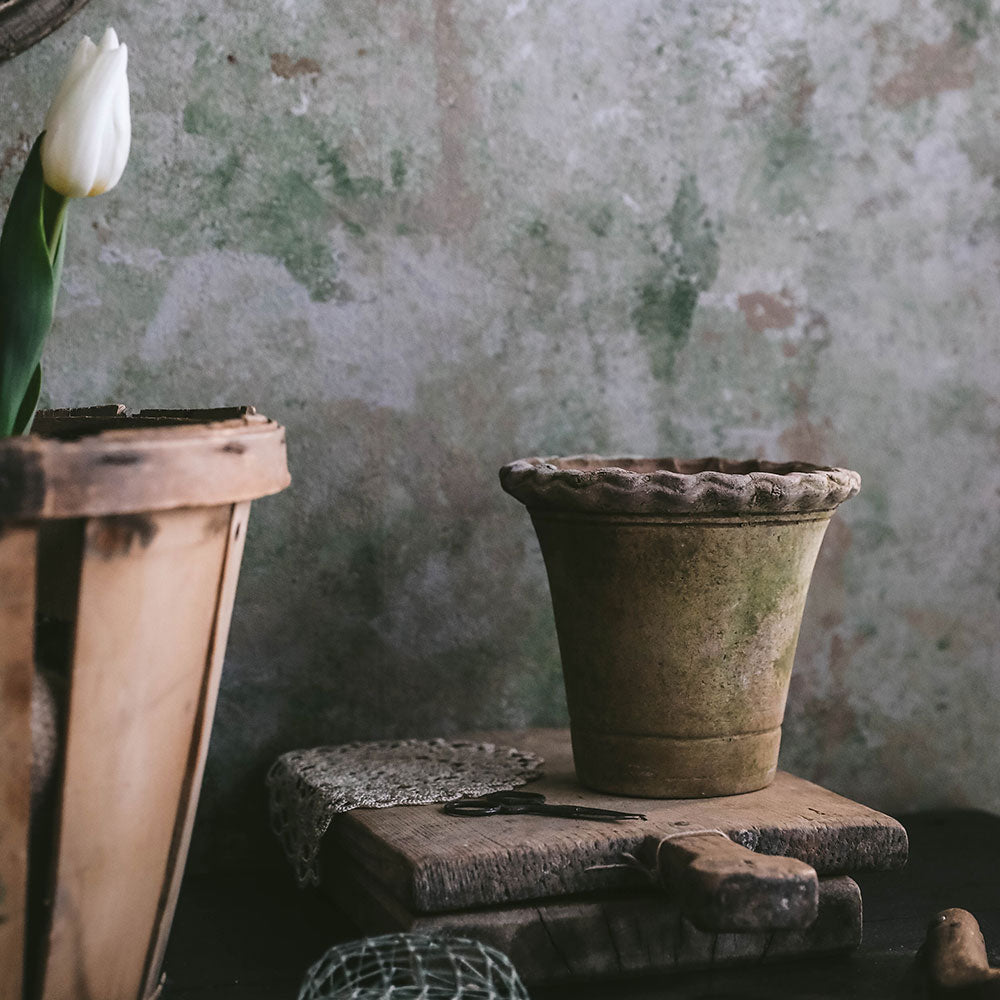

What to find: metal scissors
left=443, top=789, right=646, bottom=822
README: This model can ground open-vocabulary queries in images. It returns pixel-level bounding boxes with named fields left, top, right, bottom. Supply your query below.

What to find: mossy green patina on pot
left=500, top=457, right=861, bottom=798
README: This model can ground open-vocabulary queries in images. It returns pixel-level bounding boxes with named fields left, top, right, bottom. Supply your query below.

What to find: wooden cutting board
left=325, top=867, right=864, bottom=985
left=324, top=728, right=907, bottom=915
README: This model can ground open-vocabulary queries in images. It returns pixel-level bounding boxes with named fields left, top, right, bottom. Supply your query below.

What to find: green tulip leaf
left=0, top=134, right=69, bottom=437
left=44, top=179, right=68, bottom=278
left=12, top=363, right=41, bottom=435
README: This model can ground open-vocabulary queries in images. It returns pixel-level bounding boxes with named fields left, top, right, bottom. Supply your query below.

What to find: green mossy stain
left=182, top=100, right=231, bottom=137
left=507, top=217, right=572, bottom=321
left=734, top=547, right=797, bottom=643
left=741, top=48, right=825, bottom=216
left=319, top=143, right=386, bottom=200
left=853, top=520, right=898, bottom=550
left=186, top=133, right=407, bottom=300
left=942, top=0, right=992, bottom=41
left=708, top=523, right=827, bottom=699
left=587, top=204, right=613, bottom=237
left=210, top=151, right=242, bottom=190
left=765, top=126, right=813, bottom=182
left=851, top=487, right=898, bottom=550
left=257, top=169, right=343, bottom=301
left=390, top=149, right=407, bottom=189
left=634, top=280, right=699, bottom=355
left=527, top=219, right=549, bottom=240
left=171, top=37, right=409, bottom=302
left=632, top=175, right=720, bottom=382
left=928, top=380, right=993, bottom=435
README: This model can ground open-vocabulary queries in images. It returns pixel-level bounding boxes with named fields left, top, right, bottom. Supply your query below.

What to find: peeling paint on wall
left=876, top=34, right=977, bottom=108
left=270, top=52, right=322, bottom=79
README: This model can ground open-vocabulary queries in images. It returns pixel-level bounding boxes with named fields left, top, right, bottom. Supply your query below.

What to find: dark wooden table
left=162, top=810, right=1000, bottom=999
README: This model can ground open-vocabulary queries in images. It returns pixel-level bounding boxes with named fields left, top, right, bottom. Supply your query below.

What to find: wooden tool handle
left=647, top=832, right=819, bottom=933
left=921, top=908, right=1000, bottom=997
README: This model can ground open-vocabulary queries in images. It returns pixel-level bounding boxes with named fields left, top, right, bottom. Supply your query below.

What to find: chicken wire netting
left=297, top=934, right=531, bottom=1000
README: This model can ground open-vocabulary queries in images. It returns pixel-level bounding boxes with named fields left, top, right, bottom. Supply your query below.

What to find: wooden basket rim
left=0, top=405, right=291, bottom=519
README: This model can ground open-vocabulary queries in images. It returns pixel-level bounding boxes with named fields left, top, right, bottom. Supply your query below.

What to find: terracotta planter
left=0, top=406, right=289, bottom=1000
left=500, top=456, right=860, bottom=799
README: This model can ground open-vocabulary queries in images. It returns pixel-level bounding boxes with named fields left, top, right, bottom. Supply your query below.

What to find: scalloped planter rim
left=500, top=456, right=860, bottom=799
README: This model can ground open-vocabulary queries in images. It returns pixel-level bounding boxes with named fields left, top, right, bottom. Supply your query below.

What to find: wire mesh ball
left=297, top=933, right=531, bottom=1000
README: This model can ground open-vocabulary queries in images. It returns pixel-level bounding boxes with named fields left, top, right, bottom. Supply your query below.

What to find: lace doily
left=267, top=738, right=544, bottom=885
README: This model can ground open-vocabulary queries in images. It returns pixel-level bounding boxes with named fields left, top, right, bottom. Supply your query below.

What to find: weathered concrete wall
left=2, top=0, right=999, bottom=865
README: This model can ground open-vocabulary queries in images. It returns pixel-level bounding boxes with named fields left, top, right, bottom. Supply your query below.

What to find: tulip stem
left=41, top=183, right=69, bottom=264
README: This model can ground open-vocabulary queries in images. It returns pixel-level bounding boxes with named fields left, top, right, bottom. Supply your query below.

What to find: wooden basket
left=0, top=406, right=290, bottom=1000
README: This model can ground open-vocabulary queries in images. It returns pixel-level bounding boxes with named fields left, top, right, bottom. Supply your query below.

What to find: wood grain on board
left=326, top=857, right=863, bottom=986
left=327, top=728, right=908, bottom=914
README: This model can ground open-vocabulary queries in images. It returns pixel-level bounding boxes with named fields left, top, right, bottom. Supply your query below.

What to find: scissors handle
left=443, top=790, right=645, bottom=822
left=443, top=790, right=545, bottom=817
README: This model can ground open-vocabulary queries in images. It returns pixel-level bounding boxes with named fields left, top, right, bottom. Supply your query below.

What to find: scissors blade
left=442, top=797, right=502, bottom=816
left=535, top=804, right=647, bottom=821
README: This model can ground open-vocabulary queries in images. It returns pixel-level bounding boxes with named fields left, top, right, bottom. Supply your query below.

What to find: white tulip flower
left=41, top=27, right=131, bottom=198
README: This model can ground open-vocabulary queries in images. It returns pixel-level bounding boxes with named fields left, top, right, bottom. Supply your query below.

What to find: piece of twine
left=585, top=828, right=730, bottom=885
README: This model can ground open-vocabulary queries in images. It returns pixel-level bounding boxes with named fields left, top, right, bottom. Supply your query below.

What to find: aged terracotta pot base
left=571, top=727, right=782, bottom=798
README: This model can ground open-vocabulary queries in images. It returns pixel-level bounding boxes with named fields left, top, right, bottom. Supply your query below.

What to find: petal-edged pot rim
left=499, top=455, right=861, bottom=517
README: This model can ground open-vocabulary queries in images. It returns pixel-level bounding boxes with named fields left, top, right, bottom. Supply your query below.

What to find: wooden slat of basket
left=39, top=506, right=232, bottom=1000
left=141, top=500, right=251, bottom=999
left=0, top=524, right=36, bottom=999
